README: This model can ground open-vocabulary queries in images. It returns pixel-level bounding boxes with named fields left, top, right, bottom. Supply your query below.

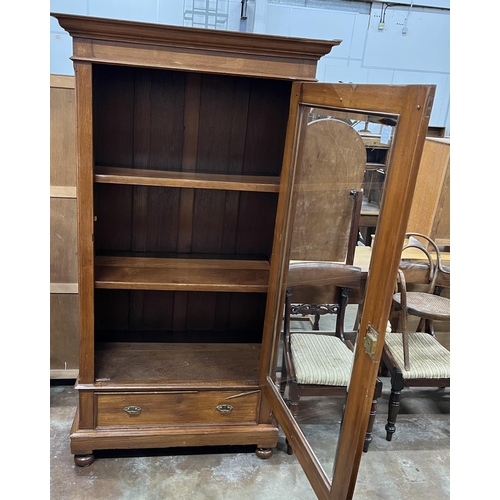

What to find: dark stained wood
left=93, top=64, right=135, bottom=167
left=236, top=192, right=278, bottom=258
left=94, top=184, right=133, bottom=253
left=177, top=73, right=201, bottom=254
left=94, top=289, right=266, bottom=341
left=196, top=74, right=249, bottom=174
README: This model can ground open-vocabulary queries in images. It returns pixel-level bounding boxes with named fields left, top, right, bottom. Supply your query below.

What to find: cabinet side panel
left=74, top=61, right=95, bottom=384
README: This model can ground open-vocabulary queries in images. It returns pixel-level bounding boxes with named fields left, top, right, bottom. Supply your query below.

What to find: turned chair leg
left=364, top=378, right=383, bottom=452
left=279, top=343, right=288, bottom=396
left=385, top=371, right=405, bottom=441
left=288, top=382, right=300, bottom=417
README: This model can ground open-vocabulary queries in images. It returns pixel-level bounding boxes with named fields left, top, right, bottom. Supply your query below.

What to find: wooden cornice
left=50, top=13, right=340, bottom=61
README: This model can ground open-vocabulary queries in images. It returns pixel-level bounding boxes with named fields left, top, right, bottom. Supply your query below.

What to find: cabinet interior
left=91, top=63, right=292, bottom=385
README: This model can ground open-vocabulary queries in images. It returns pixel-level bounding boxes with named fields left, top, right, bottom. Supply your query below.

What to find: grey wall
left=50, top=0, right=450, bottom=134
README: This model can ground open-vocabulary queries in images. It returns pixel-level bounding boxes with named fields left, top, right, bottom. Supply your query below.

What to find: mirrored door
left=260, top=83, right=435, bottom=500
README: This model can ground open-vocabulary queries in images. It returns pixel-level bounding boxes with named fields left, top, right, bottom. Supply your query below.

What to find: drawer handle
left=123, top=405, right=142, bottom=415
left=216, top=404, right=233, bottom=413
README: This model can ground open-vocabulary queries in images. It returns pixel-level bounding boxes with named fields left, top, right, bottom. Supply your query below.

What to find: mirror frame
left=259, top=82, right=436, bottom=500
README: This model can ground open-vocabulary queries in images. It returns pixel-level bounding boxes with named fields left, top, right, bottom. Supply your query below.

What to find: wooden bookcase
left=52, top=13, right=338, bottom=466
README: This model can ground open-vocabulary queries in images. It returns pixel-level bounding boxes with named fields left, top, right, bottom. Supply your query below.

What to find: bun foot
left=74, top=454, right=95, bottom=467
left=255, top=448, right=273, bottom=459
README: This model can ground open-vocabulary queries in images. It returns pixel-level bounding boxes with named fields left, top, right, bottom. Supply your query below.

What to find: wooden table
left=290, top=245, right=450, bottom=329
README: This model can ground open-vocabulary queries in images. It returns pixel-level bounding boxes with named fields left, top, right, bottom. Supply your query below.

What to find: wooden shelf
left=360, top=134, right=391, bottom=149
left=94, top=256, right=270, bottom=292
left=94, top=166, right=281, bottom=193
left=93, top=342, right=261, bottom=387
left=365, top=162, right=386, bottom=170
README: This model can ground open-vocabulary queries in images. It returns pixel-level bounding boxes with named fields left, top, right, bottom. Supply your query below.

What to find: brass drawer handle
left=123, top=405, right=142, bottom=415
left=216, top=404, right=233, bottom=413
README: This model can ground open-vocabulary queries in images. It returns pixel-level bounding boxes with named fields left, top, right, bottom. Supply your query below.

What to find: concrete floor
left=50, top=377, right=449, bottom=499
left=50, top=310, right=450, bottom=499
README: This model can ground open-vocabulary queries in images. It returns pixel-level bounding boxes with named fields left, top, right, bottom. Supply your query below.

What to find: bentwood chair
left=381, top=233, right=450, bottom=441
left=390, top=232, right=450, bottom=370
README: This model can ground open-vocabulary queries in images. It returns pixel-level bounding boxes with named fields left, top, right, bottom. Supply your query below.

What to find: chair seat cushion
left=290, top=333, right=353, bottom=386
left=384, top=332, right=450, bottom=379
left=393, top=292, right=450, bottom=320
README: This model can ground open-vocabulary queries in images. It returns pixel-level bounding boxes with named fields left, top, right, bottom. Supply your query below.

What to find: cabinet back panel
left=93, top=65, right=135, bottom=167
left=95, top=184, right=277, bottom=258
left=94, top=290, right=266, bottom=342
left=242, top=77, right=291, bottom=176
left=196, top=74, right=250, bottom=175
left=92, top=64, right=291, bottom=177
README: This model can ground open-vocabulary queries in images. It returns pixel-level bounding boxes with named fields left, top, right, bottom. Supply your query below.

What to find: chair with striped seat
left=382, top=330, right=450, bottom=441
left=382, top=233, right=450, bottom=441
left=391, top=232, right=450, bottom=370
left=281, top=262, right=382, bottom=453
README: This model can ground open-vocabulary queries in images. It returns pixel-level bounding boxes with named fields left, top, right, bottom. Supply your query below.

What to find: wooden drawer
left=96, top=390, right=260, bottom=427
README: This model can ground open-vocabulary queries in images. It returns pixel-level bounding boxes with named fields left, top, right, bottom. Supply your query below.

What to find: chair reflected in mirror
left=280, top=117, right=381, bottom=453
left=281, top=262, right=382, bottom=453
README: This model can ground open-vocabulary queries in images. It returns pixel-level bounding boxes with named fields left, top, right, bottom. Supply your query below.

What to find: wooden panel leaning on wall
left=406, top=137, right=450, bottom=248
left=50, top=74, right=79, bottom=379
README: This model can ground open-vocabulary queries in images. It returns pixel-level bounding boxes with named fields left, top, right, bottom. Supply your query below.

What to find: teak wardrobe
left=52, top=12, right=340, bottom=466
left=52, top=18, right=435, bottom=499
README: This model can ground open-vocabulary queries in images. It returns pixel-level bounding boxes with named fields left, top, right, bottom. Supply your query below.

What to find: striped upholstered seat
left=384, top=332, right=450, bottom=379
left=290, top=333, right=353, bottom=386
left=382, top=329, right=450, bottom=443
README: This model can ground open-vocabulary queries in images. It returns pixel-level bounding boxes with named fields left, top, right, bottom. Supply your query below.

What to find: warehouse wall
left=50, top=0, right=450, bottom=133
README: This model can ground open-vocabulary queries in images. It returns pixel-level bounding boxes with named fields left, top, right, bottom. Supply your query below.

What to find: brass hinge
left=364, top=324, right=379, bottom=359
